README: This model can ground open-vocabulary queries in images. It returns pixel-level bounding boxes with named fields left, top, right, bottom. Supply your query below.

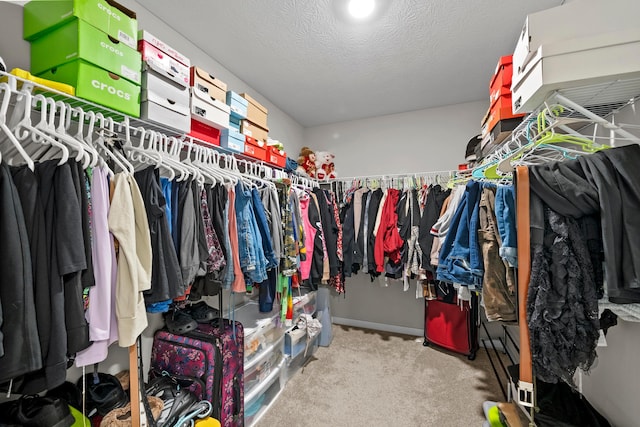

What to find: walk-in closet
left=1, top=0, right=639, bottom=426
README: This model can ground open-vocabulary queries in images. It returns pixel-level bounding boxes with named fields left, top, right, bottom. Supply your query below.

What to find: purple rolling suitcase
left=151, top=318, right=244, bottom=427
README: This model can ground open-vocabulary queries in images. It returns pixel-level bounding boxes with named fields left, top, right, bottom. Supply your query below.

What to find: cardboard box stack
left=138, top=31, right=191, bottom=133
left=189, top=66, right=231, bottom=147
left=24, top=0, right=142, bottom=117
left=240, top=93, right=269, bottom=143
left=481, top=55, right=525, bottom=146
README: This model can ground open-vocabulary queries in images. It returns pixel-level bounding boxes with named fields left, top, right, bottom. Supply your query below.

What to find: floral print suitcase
left=150, top=319, right=244, bottom=427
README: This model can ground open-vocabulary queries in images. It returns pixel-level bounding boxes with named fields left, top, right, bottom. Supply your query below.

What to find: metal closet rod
left=330, top=170, right=457, bottom=182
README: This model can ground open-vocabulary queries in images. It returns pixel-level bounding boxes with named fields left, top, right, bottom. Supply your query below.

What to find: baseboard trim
left=332, top=317, right=423, bottom=337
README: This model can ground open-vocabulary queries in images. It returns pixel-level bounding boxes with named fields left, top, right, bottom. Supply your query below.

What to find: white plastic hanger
left=124, top=126, right=167, bottom=175
left=69, top=107, right=100, bottom=168
left=0, top=83, right=34, bottom=171
left=8, top=92, right=69, bottom=165
left=91, top=113, right=135, bottom=175
left=182, top=138, right=218, bottom=186
left=53, top=101, right=91, bottom=168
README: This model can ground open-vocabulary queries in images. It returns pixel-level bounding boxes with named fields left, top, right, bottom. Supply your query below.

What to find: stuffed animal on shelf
left=315, top=151, right=337, bottom=180
left=297, top=146, right=317, bottom=178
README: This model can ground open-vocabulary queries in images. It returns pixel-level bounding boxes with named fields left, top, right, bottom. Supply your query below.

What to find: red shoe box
left=189, top=118, right=220, bottom=146
left=244, top=136, right=266, bottom=161
left=266, top=146, right=286, bottom=168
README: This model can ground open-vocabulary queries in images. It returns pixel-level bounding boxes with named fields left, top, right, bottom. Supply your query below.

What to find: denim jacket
left=235, top=183, right=268, bottom=284
left=436, top=181, right=484, bottom=287
left=495, top=185, right=518, bottom=267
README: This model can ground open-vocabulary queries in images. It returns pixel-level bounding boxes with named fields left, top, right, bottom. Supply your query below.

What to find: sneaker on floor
left=0, top=395, right=75, bottom=427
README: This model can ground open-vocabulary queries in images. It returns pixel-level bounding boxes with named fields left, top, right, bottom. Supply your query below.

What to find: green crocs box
left=24, top=0, right=137, bottom=49
left=38, top=59, right=140, bottom=117
left=31, top=19, right=141, bottom=84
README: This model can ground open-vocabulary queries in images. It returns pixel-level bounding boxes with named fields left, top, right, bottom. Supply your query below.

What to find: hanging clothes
left=20, top=160, right=88, bottom=393
left=134, top=166, right=183, bottom=303
left=353, top=189, right=369, bottom=273
left=108, top=172, right=152, bottom=348
left=0, top=163, right=41, bottom=385
left=527, top=193, right=600, bottom=386
left=418, top=185, right=451, bottom=275
left=495, top=185, right=518, bottom=268
left=9, top=165, right=48, bottom=371
left=252, top=188, right=277, bottom=270
left=279, top=181, right=298, bottom=276
left=340, top=195, right=356, bottom=278
left=328, top=191, right=345, bottom=294
left=234, top=182, right=268, bottom=285
left=308, top=191, right=326, bottom=287
left=175, top=180, right=199, bottom=294
left=528, top=144, right=640, bottom=304
left=359, top=188, right=381, bottom=278
left=228, top=185, right=247, bottom=293
left=65, top=162, right=92, bottom=355
left=436, top=181, right=483, bottom=287
left=477, top=185, right=516, bottom=322
left=374, top=188, right=403, bottom=273
left=75, top=166, right=118, bottom=367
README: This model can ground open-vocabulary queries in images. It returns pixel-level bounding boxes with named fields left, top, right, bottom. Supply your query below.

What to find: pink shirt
left=228, top=186, right=246, bottom=293
left=299, top=195, right=317, bottom=281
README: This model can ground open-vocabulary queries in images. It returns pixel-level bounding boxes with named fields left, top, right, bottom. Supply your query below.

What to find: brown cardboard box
left=241, top=119, right=269, bottom=143
left=190, top=66, right=227, bottom=103
left=240, top=92, right=268, bottom=129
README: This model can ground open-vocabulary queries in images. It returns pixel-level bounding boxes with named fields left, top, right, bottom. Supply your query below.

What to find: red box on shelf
left=489, top=55, right=514, bottom=95
left=244, top=136, right=266, bottom=161
left=189, top=119, right=220, bottom=146
left=266, top=146, right=286, bottom=168
left=485, top=104, right=524, bottom=136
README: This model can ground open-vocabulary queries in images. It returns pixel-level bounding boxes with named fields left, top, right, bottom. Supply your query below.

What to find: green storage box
left=38, top=60, right=140, bottom=117
left=24, top=0, right=137, bottom=49
left=31, top=19, right=141, bottom=84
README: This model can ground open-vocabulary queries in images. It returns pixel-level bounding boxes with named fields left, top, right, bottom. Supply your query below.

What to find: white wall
left=305, top=100, right=488, bottom=333
left=304, top=100, right=488, bottom=177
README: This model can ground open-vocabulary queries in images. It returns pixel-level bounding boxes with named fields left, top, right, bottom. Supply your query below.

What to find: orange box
left=189, top=119, right=220, bottom=146
left=490, top=91, right=516, bottom=111
left=266, top=146, right=286, bottom=168
left=244, top=136, right=266, bottom=161
left=486, top=104, right=524, bottom=136
left=489, top=55, right=514, bottom=95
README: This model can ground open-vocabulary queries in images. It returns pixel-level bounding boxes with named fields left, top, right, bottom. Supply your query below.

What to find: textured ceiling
left=137, top=0, right=563, bottom=127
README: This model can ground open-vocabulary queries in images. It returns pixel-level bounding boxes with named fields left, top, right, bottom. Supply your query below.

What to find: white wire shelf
left=0, top=70, right=311, bottom=178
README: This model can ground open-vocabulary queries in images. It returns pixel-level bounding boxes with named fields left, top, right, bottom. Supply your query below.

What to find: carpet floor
left=255, top=324, right=503, bottom=427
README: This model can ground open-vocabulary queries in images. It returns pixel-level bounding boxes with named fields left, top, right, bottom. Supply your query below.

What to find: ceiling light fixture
left=348, top=0, right=375, bottom=19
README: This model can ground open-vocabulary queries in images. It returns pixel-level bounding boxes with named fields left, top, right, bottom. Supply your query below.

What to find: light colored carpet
left=255, top=324, right=503, bottom=427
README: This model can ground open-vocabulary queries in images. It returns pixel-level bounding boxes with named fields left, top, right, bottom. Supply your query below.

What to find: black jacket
left=135, top=167, right=183, bottom=303
left=529, top=145, right=640, bottom=303
left=0, top=164, right=41, bottom=384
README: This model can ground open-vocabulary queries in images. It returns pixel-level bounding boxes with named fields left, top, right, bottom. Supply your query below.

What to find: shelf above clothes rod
left=0, top=70, right=308, bottom=179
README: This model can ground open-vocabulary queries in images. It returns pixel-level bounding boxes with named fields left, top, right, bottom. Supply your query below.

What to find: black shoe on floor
left=165, top=308, right=198, bottom=334
left=77, top=372, right=128, bottom=417
left=184, top=301, right=219, bottom=323
left=0, top=395, right=75, bottom=427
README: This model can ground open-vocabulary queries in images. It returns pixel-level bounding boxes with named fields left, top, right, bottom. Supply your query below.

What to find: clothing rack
left=0, top=70, right=319, bottom=423
left=0, top=71, right=313, bottom=187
